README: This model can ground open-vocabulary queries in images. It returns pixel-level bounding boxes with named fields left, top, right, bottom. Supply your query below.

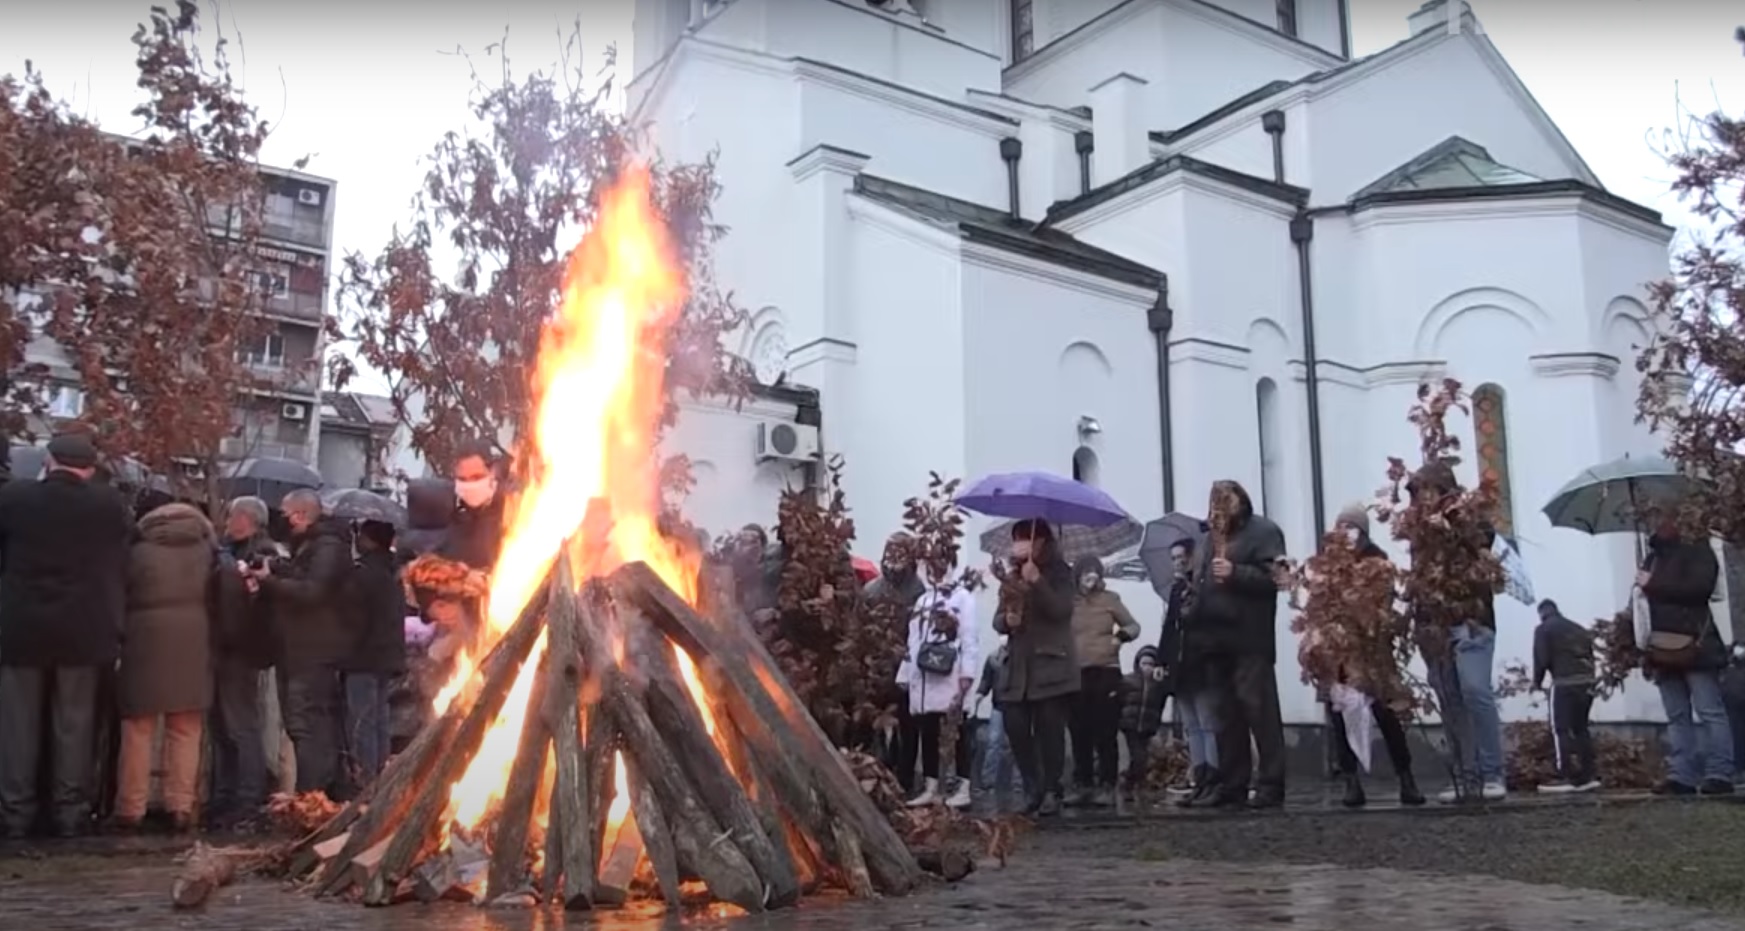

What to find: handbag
left=1647, top=629, right=1701, bottom=671
left=916, top=639, right=960, bottom=676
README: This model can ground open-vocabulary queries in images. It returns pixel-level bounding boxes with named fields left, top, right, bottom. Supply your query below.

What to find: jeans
left=1069, top=666, right=1124, bottom=789
left=1427, top=623, right=1503, bottom=789
left=280, top=666, right=343, bottom=795
left=0, top=666, right=99, bottom=834
left=1176, top=688, right=1220, bottom=770
left=977, top=707, right=1023, bottom=802
left=1003, top=695, right=1071, bottom=804
left=1658, top=669, right=1735, bottom=785
left=209, top=660, right=266, bottom=822
left=1550, top=684, right=1597, bottom=785
left=116, top=711, right=203, bottom=819
left=344, top=673, right=391, bottom=788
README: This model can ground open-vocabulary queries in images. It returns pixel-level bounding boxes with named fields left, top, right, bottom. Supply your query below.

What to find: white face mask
left=456, top=476, right=497, bottom=509
left=1342, top=526, right=1361, bottom=546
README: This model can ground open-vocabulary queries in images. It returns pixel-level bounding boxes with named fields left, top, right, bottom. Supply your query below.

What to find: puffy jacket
left=1070, top=558, right=1140, bottom=669
left=263, top=518, right=353, bottom=670
left=1117, top=646, right=1168, bottom=737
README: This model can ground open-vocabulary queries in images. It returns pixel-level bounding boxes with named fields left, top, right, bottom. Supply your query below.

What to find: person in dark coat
left=0, top=432, right=133, bottom=837
left=863, top=532, right=926, bottom=787
left=440, top=440, right=507, bottom=574
left=992, top=520, right=1078, bottom=817
left=1185, top=480, right=1289, bottom=810
left=208, top=495, right=280, bottom=827
left=1532, top=598, right=1599, bottom=793
left=1638, top=519, right=1733, bottom=795
left=114, top=503, right=229, bottom=833
left=1117, top=645, right=1168, bottom=797
left=341, top=520, right=406, bottom=791
left=252, top=489, right=351, bottom=797
left=1322, top=504, right=1423, bottom=809
left=1156, top=538, right=1220, bottom=801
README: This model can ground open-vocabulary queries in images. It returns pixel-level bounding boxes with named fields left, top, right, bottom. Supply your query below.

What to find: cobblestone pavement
left=4, top=838, right=1744, bottom=930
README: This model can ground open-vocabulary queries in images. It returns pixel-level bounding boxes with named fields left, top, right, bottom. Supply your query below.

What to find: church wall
left=665, top=394, right=811, bottom=544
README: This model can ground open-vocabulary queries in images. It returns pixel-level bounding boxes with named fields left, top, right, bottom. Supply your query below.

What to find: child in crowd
left=972, top=636, right=1024, bottom=813
left=1118, top=646, right=1169, bottom=802
left=1533, top=598, right=1601, bottom=793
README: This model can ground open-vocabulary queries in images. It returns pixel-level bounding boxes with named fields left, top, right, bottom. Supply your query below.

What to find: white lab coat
left=896, top=585, right=980, bottom=716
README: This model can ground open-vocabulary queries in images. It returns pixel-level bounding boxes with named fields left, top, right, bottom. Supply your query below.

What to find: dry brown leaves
left=1502, top=720, right=1662, bottom=791
left=404, top=553, right=488, bottom=601
left=264, top=790, right=341, bottom=836
left=1593, top=610, right=1644, bottom=698
left=1493, top=659, right=1537, bottom=703
left=1287, top=527, right=1414, bottom=711
left=765, top=456, right=863, bottom=739
left=1142, top=738, right=1192, bottom=790
left=844, top=750, right=1026, bottom=867
left=1378, top=379, right=1505, bottom=669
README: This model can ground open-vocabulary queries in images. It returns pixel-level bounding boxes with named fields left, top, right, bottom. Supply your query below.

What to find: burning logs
left=288, top=556, right=927, bottom=914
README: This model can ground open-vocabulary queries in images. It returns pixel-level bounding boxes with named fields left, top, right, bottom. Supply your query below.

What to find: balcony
left=260, top=216, right=329, bottom=251
left=261, top=289, right=326, bottom=324
left=220, top=436, right=310, bottom=463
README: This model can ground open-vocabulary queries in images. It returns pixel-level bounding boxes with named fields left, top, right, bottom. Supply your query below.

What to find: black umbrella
left=322, top=487, right=408, bottom=528
left=1136, top=512, right=1207, bottom=596
left=220, top=456, right=323, bottom=508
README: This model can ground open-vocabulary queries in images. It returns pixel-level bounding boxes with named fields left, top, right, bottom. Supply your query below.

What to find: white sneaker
left=906, top=778, right=939, bottom=808
left=1572, top=779, right=1601, bottom=793
left=1536, top=781, right=1577, bottom=795
left=944, top=780, right=972, bottom=809
left=1437, top=786, right=1460, bottom=804
left=1482, top=781, right=1507, bottom=801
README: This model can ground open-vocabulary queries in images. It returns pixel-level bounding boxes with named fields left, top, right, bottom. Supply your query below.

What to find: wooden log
left=574, top=581, right=765, bottom=913
left=913, top=847, right=975, bottom=882
left=583, top=708, right=613, bottom=889
left=613, top=562, right=921, bottom=895
left=544, top=561, right=595, bottom=910
left=171, top=842, right=240, bottom=909
left=829, top=817, right=874, bottom=898
left=343, top=838, right=392, bottom=894
left=359, top=590, right=549, bottom=906
left=594, top=773, right=641, bottom=908
left=307, top=585, right=550, bottom=890
left=717, top=701, right=822, bottom=894
left=626, top=758, right=682, bottom=908
left=485, top=649, right=554, bottom=901
left=633, top=622, right=800, bottom=907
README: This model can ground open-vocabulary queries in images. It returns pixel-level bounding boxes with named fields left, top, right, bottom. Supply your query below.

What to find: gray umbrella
left=220, top=456, right=324, bottom=508
left=1541, top=454, right=1701, bottom=536
left=978, top=516, right=1144, bottom=566
left=322, top=487, right=408, bottom=528
left=1136, top=512, right=1207, bottom=596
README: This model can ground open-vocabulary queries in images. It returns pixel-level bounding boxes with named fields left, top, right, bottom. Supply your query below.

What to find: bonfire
left=281, top=167, right=919, bottom=912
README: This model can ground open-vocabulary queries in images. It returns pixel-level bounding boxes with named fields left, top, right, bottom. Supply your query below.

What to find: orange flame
left=433, top=165, right=703, bottom=833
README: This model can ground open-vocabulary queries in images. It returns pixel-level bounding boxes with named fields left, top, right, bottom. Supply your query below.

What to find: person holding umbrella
left=991, top=520, right=1078, bottom=816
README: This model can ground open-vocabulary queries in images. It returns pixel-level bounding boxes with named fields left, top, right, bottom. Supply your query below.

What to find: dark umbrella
left=1136, top=512, right=1207, bottom=596
left=978, top=517, right=1143, bottom=565
left=219, top=456, right=323, bottom=508
left=322, top=487, right=408, bottom=528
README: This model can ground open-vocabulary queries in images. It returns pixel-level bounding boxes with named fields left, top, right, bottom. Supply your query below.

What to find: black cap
left=45, top=432, right=98, bottom=470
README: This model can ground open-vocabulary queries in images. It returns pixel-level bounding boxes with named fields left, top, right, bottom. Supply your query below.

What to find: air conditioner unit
left=281, top=402, right=308, bottom=422
left=297, top=188, right=322, bottom=207
left=754, top=420, right=819, bottom=463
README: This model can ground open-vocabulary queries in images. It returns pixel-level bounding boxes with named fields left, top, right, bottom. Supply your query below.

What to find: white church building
left=633, top=0, right=1674, bottom=723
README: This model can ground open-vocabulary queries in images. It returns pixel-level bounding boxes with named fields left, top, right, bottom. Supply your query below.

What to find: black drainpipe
left=999, top=137, right=1023, bottom=219
left=1336, top=0, right=1352, bottom=59
left=1073, top=130, right=1094, bottom=195
left=1291, top=211, right=1327, bottom=544
left=1146, top=288, right=1175, bottom=513
left=1261, top=109, right=1286, bottom=183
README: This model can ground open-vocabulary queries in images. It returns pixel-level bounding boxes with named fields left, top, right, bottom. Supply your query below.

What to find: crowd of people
left=0, top=428, right=1738, bottom=838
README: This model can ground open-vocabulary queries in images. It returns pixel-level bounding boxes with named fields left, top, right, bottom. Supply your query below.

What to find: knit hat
left=1334, top=502, right=1370, bottom=536
left=45, top=432, right=98, bottom=470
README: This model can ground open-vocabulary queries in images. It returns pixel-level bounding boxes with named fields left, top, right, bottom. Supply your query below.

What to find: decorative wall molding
left=844, top=194, right=965, bottom=257
left=1169, top=337, right=1249, bottom=371
left=1289, top=358, right=1368, bottom=390
left=1529, top=352, right=1621, bottom=380
left=960, top=241, right=1157, bottom=306
left=1364, top=360, right=1447, bottom=387
left=787, top=143, right=872, bottom=182
left=787, top=336, right=859, bottom=368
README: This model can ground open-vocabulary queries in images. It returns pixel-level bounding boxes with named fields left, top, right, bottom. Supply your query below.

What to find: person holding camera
left=248, top=489, right=351, bottom=798
left=207, top=496, right=282, bottom=827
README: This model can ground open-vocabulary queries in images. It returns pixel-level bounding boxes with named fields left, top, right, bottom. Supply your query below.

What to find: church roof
left=852, top=175, right=1165, bottom=292
left=1350, top=136, right=1543, bottom=200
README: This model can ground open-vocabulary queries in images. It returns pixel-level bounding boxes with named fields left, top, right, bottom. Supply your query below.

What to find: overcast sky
left=4, top=0, right=1741, bottom=391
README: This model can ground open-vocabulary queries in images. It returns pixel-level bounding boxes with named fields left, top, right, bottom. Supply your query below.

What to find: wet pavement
left=4, top=824, right=1744, bottom=931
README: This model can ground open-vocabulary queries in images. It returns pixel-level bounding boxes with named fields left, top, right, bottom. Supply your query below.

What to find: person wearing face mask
left=248, top=488, right=351, bottom=798
left=1321, top=504, right=1424, bottom=808
left=1156, top=539, right=1220, bottom=802
left=992, top=520, right=1079, bottom=816
left=1066, top=557, right=1139, bottom=807
left=864, top=533, right=927, bottom=788
left=441, top=440, right=507, bottom=576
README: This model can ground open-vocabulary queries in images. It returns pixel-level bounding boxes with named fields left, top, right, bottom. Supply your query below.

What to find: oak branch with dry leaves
left=1, top=2, right=307, bottom=497
left=1286, top=527, right=1413, bottom=712
left=1636, top=101, right=1745, bottom=542
left=329, top=26, right=752, bottom=485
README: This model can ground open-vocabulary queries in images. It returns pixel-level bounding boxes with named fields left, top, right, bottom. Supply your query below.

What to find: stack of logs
left=283, top=555, right=922, bottom=911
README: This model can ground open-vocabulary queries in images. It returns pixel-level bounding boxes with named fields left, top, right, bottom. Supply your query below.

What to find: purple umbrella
left=955, top=471, right=1132, bottom=528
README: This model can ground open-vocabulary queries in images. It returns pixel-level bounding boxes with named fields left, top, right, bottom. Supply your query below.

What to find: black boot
left=1341, top=773, right=1367, bottom=809
left=1398, top=771, right=1426, bottom=806
left=1178, top=767, right=1221, bottom=809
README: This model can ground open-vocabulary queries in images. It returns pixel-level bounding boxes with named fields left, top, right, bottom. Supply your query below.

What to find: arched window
left=1472, top=383, right=1515, bottom=535
left=1072, top=445, right=1100, bottom=487
left=1256, top=378, right=1284, bottom=516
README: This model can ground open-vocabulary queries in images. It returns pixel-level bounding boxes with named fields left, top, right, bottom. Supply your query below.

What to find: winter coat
left=263, top=517, right=354, bottom=671
left=1118, top=645, right=1168, bottom=737
left=345, top=548, right=408, bottom=675
left=216, top=531, right=283, bottom=669
left=1642, top=535, right=1728, bottom=673
left=1154, top=576, right=1195, bottom=694
left=440, top=493, right=505, bottom=572
left=974, top=644, right=1009, bottom=717
left=0, top=470, right=133, bottom=668
left=1185, top=482, right=1287, bottom=660
left=119, top=504, right=219, bottom=716
left=1533, top=611, right=1596, bottom=688
left=1070, top=558, right=1140, bottom=669
left=398, top=478, right=456, bottom=557
left=896, top=585, right=979, bottom=716
left=863, top=568, right=925, bottom=614
left=993, top=554, right=1080, bottom=704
